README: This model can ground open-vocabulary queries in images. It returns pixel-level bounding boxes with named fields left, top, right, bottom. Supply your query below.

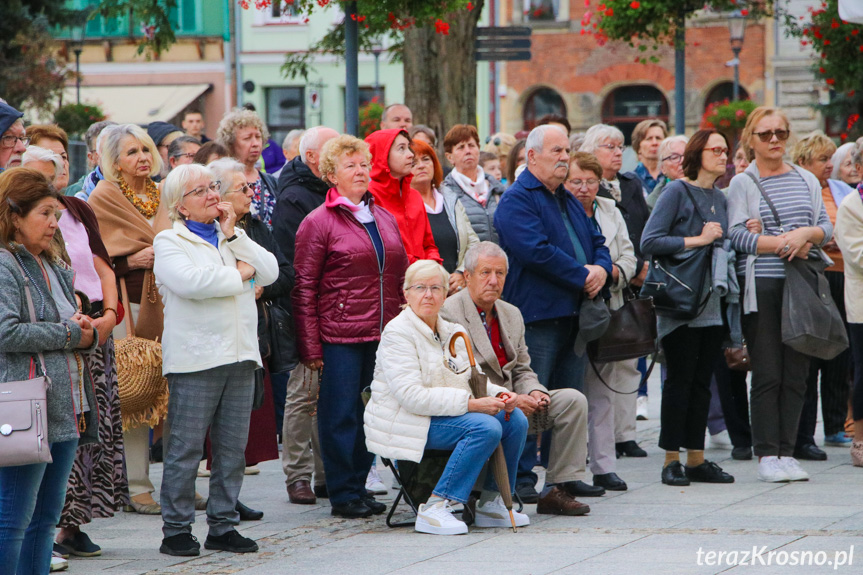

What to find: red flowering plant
left=581, top=1, right=772, bottom=60
left=359, top=96, right=384, bottom=139
left=54, top=103, right=107, bottom=139
left=783, top=0, right=863, bottom=141
left=701, top=99, right=756, bottom=132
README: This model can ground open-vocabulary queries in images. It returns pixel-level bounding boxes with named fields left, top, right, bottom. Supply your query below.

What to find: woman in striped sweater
left=727, top=107, right=834, bottom=484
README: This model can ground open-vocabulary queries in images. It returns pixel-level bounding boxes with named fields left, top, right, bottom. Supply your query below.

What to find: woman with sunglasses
left=727, top=107, right=833, bottom=483
left=642, top=129, right=737, bottom=487
left=153, top=164, right=278, bottom=556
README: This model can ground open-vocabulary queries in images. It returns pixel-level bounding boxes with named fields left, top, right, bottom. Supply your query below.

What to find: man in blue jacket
left=494, top=124, right=613, bottom=503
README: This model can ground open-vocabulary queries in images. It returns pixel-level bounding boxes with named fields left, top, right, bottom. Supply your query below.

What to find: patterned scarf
left=451, top=167, right=490, bottom=206
left=249, top=176, right=276, bottom=230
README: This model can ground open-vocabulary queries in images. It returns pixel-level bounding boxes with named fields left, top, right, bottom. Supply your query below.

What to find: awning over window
left=64, top=84, right=211, bottom=125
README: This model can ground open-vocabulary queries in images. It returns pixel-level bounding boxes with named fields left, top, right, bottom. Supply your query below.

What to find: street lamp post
left=70, top=16, right=87, bottom=105
left=727, top=10, right=746, bottom=102
left=370, top=39, right=384, bottom=101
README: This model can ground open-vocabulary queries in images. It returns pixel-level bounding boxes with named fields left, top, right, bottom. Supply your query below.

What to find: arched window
left=601, top=85, right=669, bottom=144
left=704, top=82, right=750, bottom=110
left=523, top=87, right=566, bottom=130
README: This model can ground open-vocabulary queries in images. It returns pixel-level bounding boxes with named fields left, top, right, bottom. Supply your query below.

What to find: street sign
left=476, top=51, right=532, bottom=62
left=475, top=26, right=532, bottom=62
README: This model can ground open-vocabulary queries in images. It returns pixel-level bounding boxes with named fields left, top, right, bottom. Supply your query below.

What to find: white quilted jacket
left=364, top=306, right=508, bottom=463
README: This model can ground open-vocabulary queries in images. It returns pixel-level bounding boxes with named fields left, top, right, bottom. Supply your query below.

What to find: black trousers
left=741, top=277, right=811, bottom=457
left=659, top=324, right=725, bottom=452
left=713, top=355, right=752, bottom=448
left=850, top=324, right=863, bottom=422
left=796, top=271, right=851, bottom=446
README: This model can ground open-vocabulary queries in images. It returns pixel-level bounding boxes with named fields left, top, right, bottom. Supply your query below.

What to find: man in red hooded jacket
left=365, top=129, right=442, bottom=264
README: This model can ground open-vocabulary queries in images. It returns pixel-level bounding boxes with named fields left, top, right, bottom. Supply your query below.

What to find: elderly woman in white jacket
left=153, top=164, right=277, bottom=557
left=364, top=260, right=529, bottom=536
left=565, top=152, right=639, bottom=492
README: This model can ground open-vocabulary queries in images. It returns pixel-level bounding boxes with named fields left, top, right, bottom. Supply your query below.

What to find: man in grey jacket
left=440, top=242, right=595, bottom=516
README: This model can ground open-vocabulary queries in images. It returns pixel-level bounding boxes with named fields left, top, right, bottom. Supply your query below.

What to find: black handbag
left=641, top=186, right=714, bottom=320
left=587, top=286, right=657, bottom=363
left=745, top=173, right=849, bottom=360
left=260, top=300, right=299, bottom=374
left=252, top=368, right=265, bottom=411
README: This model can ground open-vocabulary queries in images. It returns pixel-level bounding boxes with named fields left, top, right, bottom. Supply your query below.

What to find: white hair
left=162, top=163, right=214, bottom=222
left=282, top=129, right=305, bottom=152
left=832, top=142, right=857, bottom=180
left=658, top=135, right=689, bottom=162
left=298, top=126, right=339, bottom=165
left=99, top=124, right=163, bottom=183
left=464, top=241, right=508, bottom=274
left=525, top=124, right=567, bottom=155
left=207, top=157, right=245, bottom=198
left=22, top=145, right=63, bottom=182
left=580, top=124, right=625, bottom=153
left=403, top=260, right=450, bottom=291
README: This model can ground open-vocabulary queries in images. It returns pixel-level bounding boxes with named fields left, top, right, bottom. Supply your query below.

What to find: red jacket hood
left=365, top=129, right=413, bottom=200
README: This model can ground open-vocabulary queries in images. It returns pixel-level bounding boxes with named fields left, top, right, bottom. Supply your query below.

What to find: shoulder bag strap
left=680, top=182, right=709, bottom=224
left=589, top=353, right=656, bottom=394
left=8, top=252, right=50, bottom=378
left=745, top=172, right=784, bottom=233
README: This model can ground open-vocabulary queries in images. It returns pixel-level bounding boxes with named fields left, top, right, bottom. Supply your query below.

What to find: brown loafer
left=287, top=480, right=316, bottom=504
left=536, top=486, right=590, bottom=516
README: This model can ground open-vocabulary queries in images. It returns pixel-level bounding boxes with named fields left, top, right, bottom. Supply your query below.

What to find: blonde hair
left=791, top=130, right=837, bottom=167
left=318, top=135, right=371, bottom=183
left=740, top=106, right=791, bottom=161
left=216, top=107, right=270, bottom=155
left=100, top=124, right=163, bottom=183
left=403, top=259, right=450, bottom=291
left=162, top=163, right=215, bottom=222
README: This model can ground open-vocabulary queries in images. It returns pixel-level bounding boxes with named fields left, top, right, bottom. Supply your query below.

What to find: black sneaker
left=331, top=499, right=373, bottom=518
left=362, top=496, right=387, bottom=515
left=59, top=531, right=101, bottom=557
left=204, top=530, right=259, bottom=553
left=52, top=543, right=70, bottom=559
left=160, top=533, right=201, bottom=557
left=515, top=483, right=539, bottom=504
left=685, top=461, right=735, bottom=484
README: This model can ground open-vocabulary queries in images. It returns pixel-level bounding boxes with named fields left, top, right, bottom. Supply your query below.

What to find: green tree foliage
left=783, top=0, right=863, bottom=141
left=0, top=1, right=76, bottom=112
left=582, top=1, right=772, bottom=61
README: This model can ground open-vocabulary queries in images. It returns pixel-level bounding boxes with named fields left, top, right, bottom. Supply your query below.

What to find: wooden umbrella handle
left=449, top=331, right=477, bottom=368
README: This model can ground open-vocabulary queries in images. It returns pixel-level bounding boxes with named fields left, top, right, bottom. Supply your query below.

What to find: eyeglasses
left=662, top=153, right=684, bottom=163
left=752, top=129, right=790, bottom=143
left=407, top=284, right=445, bottom=296
left=705, top=147, right=729, bottom=157
left=171, top=152, right=196, bottom=161
left=182, top=180, right=222, bottom=199
left=0, top=135, right=30, bottom=149
left=567, top=178, right=600, bottom=189
left=597, top=144, right=627, bottom=153
left=226, top=182, right=251, bottom=195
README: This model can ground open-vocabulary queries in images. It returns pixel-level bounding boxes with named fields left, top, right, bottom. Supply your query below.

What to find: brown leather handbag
left=587, top=288, right=658, bottom=364
left=724, top=342, right=751, bottom=372
left=0, top=255, right=52, bottom=467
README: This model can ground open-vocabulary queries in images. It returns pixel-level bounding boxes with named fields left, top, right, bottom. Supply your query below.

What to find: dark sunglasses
left=752, top=129, right=790, bottom=143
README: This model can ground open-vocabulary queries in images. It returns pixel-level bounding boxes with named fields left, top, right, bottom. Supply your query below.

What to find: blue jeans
left=425, top=410, right=528, bottom=504
left=317, top=342, right=377, bottom=505
left=517, top=317, right=585, bottom=487
left=0, top=439, right=78, bottom=575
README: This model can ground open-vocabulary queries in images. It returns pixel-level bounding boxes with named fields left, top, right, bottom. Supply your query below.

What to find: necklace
left=690, top=180, right=717, bottom=215
left=117, top=175, right=160, bottom=218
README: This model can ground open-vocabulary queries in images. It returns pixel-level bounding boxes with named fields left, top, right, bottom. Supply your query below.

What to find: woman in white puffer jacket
left=364, top=260, right=529, bottom=536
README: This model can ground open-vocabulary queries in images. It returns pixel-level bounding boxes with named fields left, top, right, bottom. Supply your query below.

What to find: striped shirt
left=730, top=171, right=826, bottom=278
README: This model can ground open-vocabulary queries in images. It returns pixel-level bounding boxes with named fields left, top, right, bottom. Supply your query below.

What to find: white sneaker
left=197, top=460, right=210, bottom=477
left=415, top=500, right=468, bottom=535
left=757, top=456, right=791, bottom=482
left=244, top=465, right=260, bottom=475
left=365, top=465, right=388, bottom=495
left=636, top=396, right=648, bottom=420
left=474, top=494, right=530, bottom=528
left=778, top=457, right=810, bottom=482
left=708, top=430, right=733, bottom=449
left=50, top=552, right=68, bottom=572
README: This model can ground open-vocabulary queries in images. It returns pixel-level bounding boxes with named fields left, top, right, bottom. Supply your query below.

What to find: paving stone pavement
left=69, top=383, right=862, bottom=575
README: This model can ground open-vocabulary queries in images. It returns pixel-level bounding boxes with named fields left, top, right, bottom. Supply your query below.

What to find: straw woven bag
left=115, top=278, right=168, bottom=431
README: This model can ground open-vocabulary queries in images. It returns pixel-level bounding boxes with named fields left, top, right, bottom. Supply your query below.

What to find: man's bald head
left=299, top=126, right=340, bottom=178
left=380, top=104, right=413, bottom=131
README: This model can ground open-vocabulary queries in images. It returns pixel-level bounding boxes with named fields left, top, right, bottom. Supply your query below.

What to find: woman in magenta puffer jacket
left=293, top=134, right=409, bottom=519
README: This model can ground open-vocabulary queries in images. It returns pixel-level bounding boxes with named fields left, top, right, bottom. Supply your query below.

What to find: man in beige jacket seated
left=440, top=242, right=595, bottom=516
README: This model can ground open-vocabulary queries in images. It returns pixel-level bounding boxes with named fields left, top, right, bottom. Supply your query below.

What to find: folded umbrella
left=449, top=331, right=517, bottom=533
